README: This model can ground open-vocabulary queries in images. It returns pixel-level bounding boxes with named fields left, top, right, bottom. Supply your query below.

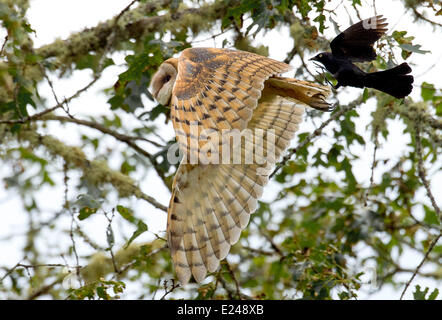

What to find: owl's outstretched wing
left=167, top=94, right=305, bottom=284
left=170, top=47, right=292, bottom=159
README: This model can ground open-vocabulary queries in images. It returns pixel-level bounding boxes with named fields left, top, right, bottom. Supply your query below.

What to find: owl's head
left=150, top=58, right=178, bottom=106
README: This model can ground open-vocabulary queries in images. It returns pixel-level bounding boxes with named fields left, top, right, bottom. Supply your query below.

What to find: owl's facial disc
left=150, top=61, right=177, bottom=106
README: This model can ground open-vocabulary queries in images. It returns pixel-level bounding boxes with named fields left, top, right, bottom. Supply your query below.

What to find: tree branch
left=35, top=0, right=237, bottom=64
left=270, top=94, right=369, bottom=179
left=415, top=125, right=441, bottom=220
left=410, top=7, right=442, bottom=28
left=399, top=233, right=442, bottom=300
left=0, top=76, right=98, bottom=124
left=40, top=114, right=170, bottom=189
left=17, top=128, right=167, bottom=212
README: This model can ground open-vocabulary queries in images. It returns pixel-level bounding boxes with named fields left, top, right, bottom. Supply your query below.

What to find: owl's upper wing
left=170, top=47, right=291, bottom=157
left=168, top=93, right=305, bottom=285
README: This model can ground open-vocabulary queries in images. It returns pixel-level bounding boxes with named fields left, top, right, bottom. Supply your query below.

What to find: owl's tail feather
left=265, top=76, right=332, bottom=111
left=167, top=95, right=305, bottom=285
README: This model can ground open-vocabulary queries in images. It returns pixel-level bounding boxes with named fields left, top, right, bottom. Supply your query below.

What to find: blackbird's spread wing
left=330, top=15, right=388, bottom=62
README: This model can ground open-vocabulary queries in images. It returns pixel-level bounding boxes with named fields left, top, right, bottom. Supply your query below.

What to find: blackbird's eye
left=163, top=74, right=171, bottom=82
left=319, top=54, right=323, bottom=58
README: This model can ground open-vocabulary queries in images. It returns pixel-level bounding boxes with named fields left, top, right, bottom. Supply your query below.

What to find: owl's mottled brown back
left=151, top=47, right=331, bottom=284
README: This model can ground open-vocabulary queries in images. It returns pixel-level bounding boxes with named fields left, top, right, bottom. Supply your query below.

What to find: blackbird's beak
left=309, top=56, right=318, bottom=61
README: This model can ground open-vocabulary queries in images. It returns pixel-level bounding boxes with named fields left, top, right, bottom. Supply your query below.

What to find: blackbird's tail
left=364, top=63, right=414, bottom=98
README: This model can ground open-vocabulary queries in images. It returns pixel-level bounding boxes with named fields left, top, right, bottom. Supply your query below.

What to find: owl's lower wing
left=167, top=94, right=305, bottom=284
left=171, top=47, right=292, bottom=159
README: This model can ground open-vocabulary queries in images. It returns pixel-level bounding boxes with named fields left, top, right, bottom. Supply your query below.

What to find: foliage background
left=0, top=0, right=440, bottom=300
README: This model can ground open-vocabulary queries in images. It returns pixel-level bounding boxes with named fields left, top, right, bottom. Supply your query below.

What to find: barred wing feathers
left=167, top=94, right=305, bottom=284
left=170, top=47, right=292, bottom=160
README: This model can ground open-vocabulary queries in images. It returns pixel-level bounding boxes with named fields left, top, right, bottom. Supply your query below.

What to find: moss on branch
left=15, top=127, right=167, bottom=212
left=35, top=0, right=234, bottom=66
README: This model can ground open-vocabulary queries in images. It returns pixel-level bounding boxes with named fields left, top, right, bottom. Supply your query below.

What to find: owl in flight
left=151, top=47, right=331, bottom=285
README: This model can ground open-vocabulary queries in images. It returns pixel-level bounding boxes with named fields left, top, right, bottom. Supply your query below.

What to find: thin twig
left=160, top=279, right=180, bottom=300
left=218, top=276, right=234, bottom=299
left=270, top=94, right=368, bottom=179
left=242, top=246, right=275, bottom=256
left=97, top=0, right=140, bottom=72
left=411, top=7, right=442, bottom=28
left=69, top=213, right=81, bottom=278
left=41, top=69, right=73, bottom=118
left=364, top=128, right=379, bottom=206
left=115, top=245, right=167, bottom=277
left=27, top=277, right=64, bottom=300
left=0, top=77, right=98, bottom=124
left=191, top=27, right=233, bottom=44
left=223, top=261, right=242, bottom=300
left=104, top=210, right=120, bottom=274
left=218, top=272, right=253, bottom=300
left=0, top=257, right=26, bottom=282
left=115, top=0, right=140, bottom=24
left=42, top=114, right=164, bottom=149
left=285, top=46, right=322, bottom=82
left=1, top=0, right=137, bottom=126
left=0, top=35, right=8, bottom=56
left=15, top=263, right=79, bottom=269
left=415, top=125, right=441, bottom=220
left=261, top=231, right=284, bottom=257
left=40, top=115, right=170, bottom=189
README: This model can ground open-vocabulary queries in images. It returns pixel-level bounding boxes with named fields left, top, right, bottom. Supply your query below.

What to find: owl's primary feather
left=151, top=47, right=331, bottom=285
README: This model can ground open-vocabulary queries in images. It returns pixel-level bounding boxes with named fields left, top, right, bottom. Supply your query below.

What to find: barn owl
left=150, top=47, right=331, bottom=285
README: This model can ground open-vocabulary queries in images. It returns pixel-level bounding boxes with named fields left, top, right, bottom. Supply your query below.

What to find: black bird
left=310, top=15, right=413, bottom=99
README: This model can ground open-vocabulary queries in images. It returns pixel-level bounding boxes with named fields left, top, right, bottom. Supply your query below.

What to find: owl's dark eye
left=163, top=74, right=171, bottom=82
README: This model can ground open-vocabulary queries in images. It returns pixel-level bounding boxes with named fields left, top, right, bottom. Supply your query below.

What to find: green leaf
left=297, top=0, right=312, bottom=18
left=399, top=43, right=430, bottom=55
left=19, top=147, right=48, bottom=166
left=428, top=288, right=439, bottom=300
left=96, top=286, right=110, bottom=300
left=116, top=205, right=148, bottom=247
left=116, top=205, right=134, bottom=222
left=14, top=86, right=36, bottom=118
left=120, top=160, right=136, bottom=175
left=149, top=103, right=169, bottom=121
left=421, top=82, right=435, bottom=101
left=392, top=30, right=408, bottom=41
left=413, top=286, right=439, bottom=300
left=313, top=13, right=326, bottom=33
left=75, top=53, right=114, bottom=71
left=435, top=98, right=442, bottom=116
left=75, top=194, right=101, bottom=220
left=42, top=171, right=55, bottom=186
left=423, top=205, right=440, bottom=225
left=78, top=207, right=98, bottom=220
left=126, top=220, right=148, bottom=248
left=362, top=88, right=370, bottom=103
left=413, top=285, right=428, bottom=300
